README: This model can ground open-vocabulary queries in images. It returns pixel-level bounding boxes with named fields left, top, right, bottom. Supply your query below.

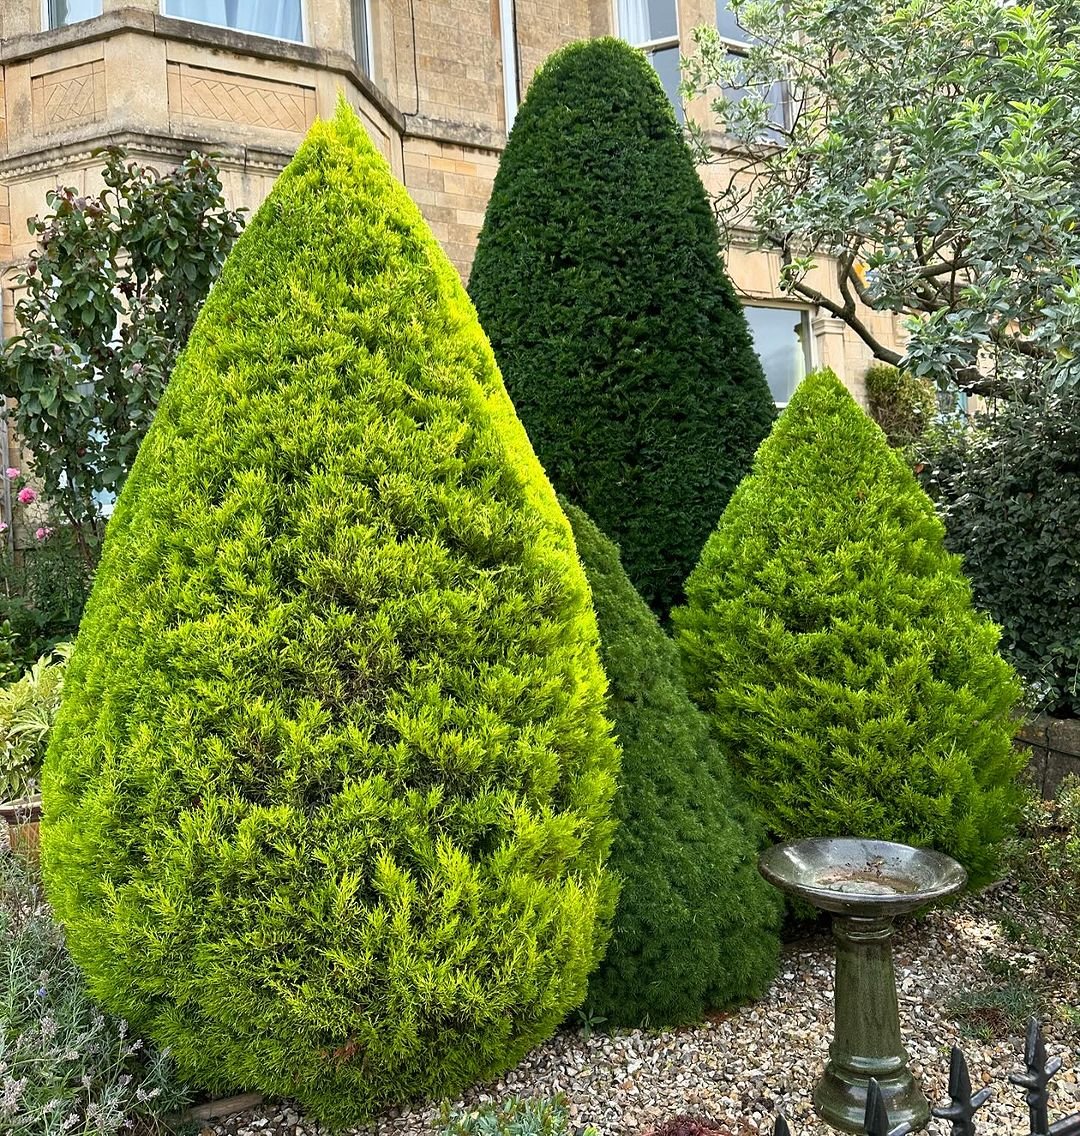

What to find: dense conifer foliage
left=40, top=104, right=619, bottom=1125
left=469, top=38, right=776, bottom=617
left=566, top=503, right=779, bottom=1026
left=674, top=369, right=1024, bottom=887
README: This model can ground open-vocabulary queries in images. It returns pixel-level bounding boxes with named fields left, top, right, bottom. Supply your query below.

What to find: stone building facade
left=0, top=0, right=901, bottom=408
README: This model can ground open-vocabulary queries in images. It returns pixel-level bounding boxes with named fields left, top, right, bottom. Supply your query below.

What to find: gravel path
left=203, top=891, right=1080, bottom=1136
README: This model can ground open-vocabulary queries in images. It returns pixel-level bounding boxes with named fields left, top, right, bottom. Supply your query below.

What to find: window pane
left=48, top=0, right=102, bottom=27
left=353, top=0, right=371, bottom=73
left=723, top=52, right=788, bottom=137
left=743, top=306, right=809, bottom=404
left=617, top=0, right=678, bottom=45
left=648, top=46, right=685, bottom=123
left=716, top=0, right=746, bottom=42
left=164, top=0, right=303, bottom=42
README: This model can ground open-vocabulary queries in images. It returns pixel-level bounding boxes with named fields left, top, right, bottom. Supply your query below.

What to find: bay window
left=163, top=0, right=304, bottom=43
left=47, top=0, right=102, bottom=28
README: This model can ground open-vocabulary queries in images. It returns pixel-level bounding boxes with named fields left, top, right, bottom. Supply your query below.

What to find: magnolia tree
left=683, top=0, right=1080, bottom=395
left=0, top=148, right=243, bottom=560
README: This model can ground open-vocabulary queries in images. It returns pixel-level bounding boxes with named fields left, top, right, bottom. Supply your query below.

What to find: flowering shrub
left=0, top=853, right=187, bottom=1135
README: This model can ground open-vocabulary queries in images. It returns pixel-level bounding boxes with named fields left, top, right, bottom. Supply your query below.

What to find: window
left=743, top=305, right=811, bottom=404
left=716, top=0, right=788, bottom=135
left=617, top=0, right=683, bottom=122
left=47, top=0, right=102, bottom=28
left=163, top=0, right=303, bottom=43
left=353, top=0, right=373, bottom=76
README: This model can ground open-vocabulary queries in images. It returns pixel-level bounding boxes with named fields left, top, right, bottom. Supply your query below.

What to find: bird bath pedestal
left=759, top=839, right=967, bottom=1134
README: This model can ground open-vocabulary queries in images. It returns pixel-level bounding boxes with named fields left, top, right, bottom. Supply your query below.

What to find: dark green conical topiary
left=40, top=103, right=620, bottom=1126
left=468, top=38, right=776, bottom=618
left=674, top=369, right=1025, bottom=888
left=564, top=502, right=779, bottom=1027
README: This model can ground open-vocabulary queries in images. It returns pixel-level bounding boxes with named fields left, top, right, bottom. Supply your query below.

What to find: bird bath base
left=759, top=839, right=968, bottom=1134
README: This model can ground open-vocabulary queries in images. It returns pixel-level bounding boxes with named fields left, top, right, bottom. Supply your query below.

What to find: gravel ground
left=201, top=890, right=1080, bottom=1136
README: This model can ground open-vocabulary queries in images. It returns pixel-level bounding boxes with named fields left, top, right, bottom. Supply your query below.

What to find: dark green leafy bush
left=864, top=364, right=937, bottom=448
left=919, top=392, right=1080, bottom=716
left=0, top=853, right=187, bottom=1135
left=469, top=38, right=775, bottom=618
left=674, top=369, right=1025, bottom=887
left=40, top=103, right=619, bottom=1126
left=564, top=504, right=779, bottom=1026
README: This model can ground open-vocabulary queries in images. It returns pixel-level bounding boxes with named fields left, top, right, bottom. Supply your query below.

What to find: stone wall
left=1017, top=716, right=1080, bottom=800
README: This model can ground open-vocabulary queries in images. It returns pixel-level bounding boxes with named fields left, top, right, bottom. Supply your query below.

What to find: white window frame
left=158, top=0, right=308, bottom=45
left=353, top=0, right=374, bottom=77
left=614, top=0, right=684, bottom=118
left=43, top=0, right=103, bottom=30
left=715, top=0, right=791, bottom=133
left=743, top=301, right=815, bottom=407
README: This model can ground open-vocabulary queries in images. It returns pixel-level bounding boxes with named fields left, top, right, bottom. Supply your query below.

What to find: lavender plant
left=0, top=854, right=187, bottom=1135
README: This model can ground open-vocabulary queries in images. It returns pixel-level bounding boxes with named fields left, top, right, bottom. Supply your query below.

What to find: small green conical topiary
left=40, top=102, right=619, bottom=1126
left=469, top=38, right=776, bottom=618
left=564, top=502, right=780, bottom=1027
left=674, top=369, right=1025, bottom=888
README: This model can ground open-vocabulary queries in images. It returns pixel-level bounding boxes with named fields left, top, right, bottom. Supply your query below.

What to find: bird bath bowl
left=759, top=838, right=967, bottom=1133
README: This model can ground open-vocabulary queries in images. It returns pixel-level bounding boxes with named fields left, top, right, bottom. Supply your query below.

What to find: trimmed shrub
left=674, top=369, right=1025, bottom=887
left=564, top=503, right=779, bottom=1026
left=40, top=103, right=619, bottom=1126
left=468, top=38, right=776, bottom=618
left=864, top=364, right=937, bottom=448
left=919, top=391, right=1080, bottom=717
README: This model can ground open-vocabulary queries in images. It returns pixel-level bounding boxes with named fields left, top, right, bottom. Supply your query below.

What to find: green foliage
left=39, top=103, right=619, bottom=1126
left=919, top=392, right=1080, bottom=716
left=0, top=644, right=71, bottom=802
left=674, top=369, right=1025, bottom=887
left=684, top=0, right=1080, bottom=394
left=469, top=38, right=776, bottom=617
left=0, top=147, right=243, bottom=554
left=438, top=1095, right=598, bottom=1136
left=0, top=853, right=188, bottom=1135
left=864, top=364, right=938, bottom=448
left=0, top=531, right=94, bottom=675
left=564, top=503, right=779, bottom=1026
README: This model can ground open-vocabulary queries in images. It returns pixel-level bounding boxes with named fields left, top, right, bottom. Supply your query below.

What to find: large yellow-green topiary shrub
left=40, top=103, right=619, bottom=1126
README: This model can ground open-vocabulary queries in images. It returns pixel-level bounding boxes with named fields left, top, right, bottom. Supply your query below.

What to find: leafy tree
left=565, top=502, right=779, bottom=1027
left=39, top=104, right=619, bottom=1126
left=684, top=0, right=1080, bottom=396
left=674, top=369, right=1025, bottom=887
left=469, top=38, right=776, bottom=618
left=0, top=147, right=243, bottom=560
left=919, top=391, right=1080, bottom=717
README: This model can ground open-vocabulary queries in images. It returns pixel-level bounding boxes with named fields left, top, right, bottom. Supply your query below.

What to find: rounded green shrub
left=674, top=369, right=1025, bottom=888
left=564, top=503, right=779, bottom=1026
left=39, top=103, right=620, bottom=1126
left=864, top=363, right=938, bottom=448
left=468, top=38, right=776, bottom=618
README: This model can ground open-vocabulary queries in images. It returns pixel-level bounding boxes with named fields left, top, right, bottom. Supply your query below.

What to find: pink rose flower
left=17, top=487, right=36, bottom=504
left=5, top=468, right=19, bottom=480
left=34, top=526, right=52, bottom=542
left=0, top=522, right=8, bottom=534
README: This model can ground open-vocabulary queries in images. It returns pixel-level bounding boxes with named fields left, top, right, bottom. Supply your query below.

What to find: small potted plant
left=0, top=643, right=71, bottom=863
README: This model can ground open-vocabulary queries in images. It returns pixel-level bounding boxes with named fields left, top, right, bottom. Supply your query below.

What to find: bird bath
left=759, top=838, right=967, bottom=1134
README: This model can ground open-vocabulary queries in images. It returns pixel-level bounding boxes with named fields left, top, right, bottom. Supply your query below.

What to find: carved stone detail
left=31, top=60, right=107, bottom=135
left=167, top=63, right=316, bottom=133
